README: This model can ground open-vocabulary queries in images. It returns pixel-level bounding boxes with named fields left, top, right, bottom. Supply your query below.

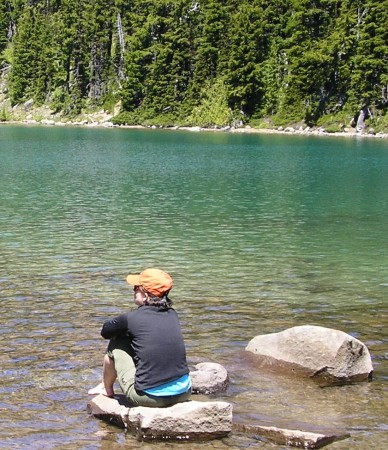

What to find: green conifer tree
left=349, top=1, right=388, bottom=111
left=0, top=1, right=9, bottom=55
left=226, top=2, right=268, bottom=117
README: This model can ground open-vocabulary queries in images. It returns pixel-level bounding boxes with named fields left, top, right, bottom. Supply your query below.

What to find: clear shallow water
left=0, top=125, right=387, bottom=449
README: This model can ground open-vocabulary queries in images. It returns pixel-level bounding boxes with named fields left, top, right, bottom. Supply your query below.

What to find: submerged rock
left=234, top=423, right=350, bottom=449
left=245, top=325, right=373, bottom=384
left=87, top=394, right=232, bottom=440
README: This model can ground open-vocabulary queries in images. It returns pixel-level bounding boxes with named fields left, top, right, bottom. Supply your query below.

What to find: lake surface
left=0, top=124, right=387, bottom=449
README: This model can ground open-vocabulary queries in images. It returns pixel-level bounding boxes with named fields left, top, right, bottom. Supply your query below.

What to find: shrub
left=0, top=107, right=10, bottom=121
left=187, top=78, right=233, bottom=127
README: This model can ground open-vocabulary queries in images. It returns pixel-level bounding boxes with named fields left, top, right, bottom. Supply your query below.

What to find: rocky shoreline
left=1, top=79, right=387, bottom=139
left=2, top=116, right=388, bottom=140
left=1, top=98, right=387, bottom=139
left=178, top=124, right=388, bottom=139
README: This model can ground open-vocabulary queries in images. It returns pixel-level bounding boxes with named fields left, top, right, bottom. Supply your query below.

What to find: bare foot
left=88, top=383, right=114, bottom=397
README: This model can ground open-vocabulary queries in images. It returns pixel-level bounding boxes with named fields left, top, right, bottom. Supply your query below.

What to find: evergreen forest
left=0, top=0, right=387, bottom=131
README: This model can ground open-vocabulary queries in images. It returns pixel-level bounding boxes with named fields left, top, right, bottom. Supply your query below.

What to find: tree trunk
left=356, top=107, right=367, bottom=132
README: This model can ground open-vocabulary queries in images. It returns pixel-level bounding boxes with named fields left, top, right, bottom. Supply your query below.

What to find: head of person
left=126, top=268, right=173, bottom=307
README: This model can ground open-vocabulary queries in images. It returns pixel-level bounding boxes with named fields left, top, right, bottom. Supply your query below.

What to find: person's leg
left=90, top=338, right=191, bottom=407
left=109, top=345, right=136, bottom=399
left=88, top=354, right=116, bottom=397
left=102, top=354, right=116, bottom=396
left=108, top=340, right=191, bottom=407
left=129, top=389, right=192, bottom=408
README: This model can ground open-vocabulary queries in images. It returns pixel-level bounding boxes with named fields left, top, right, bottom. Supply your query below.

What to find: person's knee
left=104, top=353, right=114, bottom=365
left=107, top=337, right=131, bottom=355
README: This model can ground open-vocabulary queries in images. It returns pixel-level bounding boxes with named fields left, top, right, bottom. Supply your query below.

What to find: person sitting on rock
left=88, top=268, right=192, bottom=407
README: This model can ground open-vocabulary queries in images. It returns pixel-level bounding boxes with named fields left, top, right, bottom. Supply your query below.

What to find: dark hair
left=140, top=287, right=173, bottom=309
left=145, top=297, right=173, bottom=309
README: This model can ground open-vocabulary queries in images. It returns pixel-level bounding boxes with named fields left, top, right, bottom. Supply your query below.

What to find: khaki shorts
left=107, top=338, right=191, bottom=407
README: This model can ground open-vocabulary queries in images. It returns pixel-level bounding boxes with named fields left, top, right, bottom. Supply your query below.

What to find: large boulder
left=88, top=394, right=232, bottom=440
left=245, top=325, right=373, bottom=383
left=190, top=362, right=229, bottom=394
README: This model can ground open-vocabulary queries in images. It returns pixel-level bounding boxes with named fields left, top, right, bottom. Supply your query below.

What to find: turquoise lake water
left=0, top=125, right=387, bottom=449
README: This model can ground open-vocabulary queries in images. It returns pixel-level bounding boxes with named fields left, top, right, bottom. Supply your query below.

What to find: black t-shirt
left=101, top=305, right=189, bottom=391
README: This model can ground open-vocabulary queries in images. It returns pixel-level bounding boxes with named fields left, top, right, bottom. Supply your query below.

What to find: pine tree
left=0, top=1, right=9, bottom=55
left=226, top=2, right=269, bottom=117
left=10, top=6, right=38, bottom=103
left=349, top=1, right=388, bottom=110
left=141, top=0, right=193, bottom=117
left=277, top=0, right=340, bottom=123
left=190, top=1, right=229, bottom=94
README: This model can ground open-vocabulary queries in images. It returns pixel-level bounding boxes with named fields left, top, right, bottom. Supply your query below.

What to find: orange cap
left=126, top=268, right=173, bottom=297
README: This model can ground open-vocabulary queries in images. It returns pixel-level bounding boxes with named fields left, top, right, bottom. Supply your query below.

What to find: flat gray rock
left=234, top=423, right=350, bottom=449
left=87, top=394, right=233, bottom=440
left=246, top=325, right=373, bottom=383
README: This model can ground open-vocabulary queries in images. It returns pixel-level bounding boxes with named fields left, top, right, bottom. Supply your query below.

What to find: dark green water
left=0, top=125, right=387, bottom=449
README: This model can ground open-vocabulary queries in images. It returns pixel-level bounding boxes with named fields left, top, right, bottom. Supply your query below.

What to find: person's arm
left=100, top=313, right=128, bottom=339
